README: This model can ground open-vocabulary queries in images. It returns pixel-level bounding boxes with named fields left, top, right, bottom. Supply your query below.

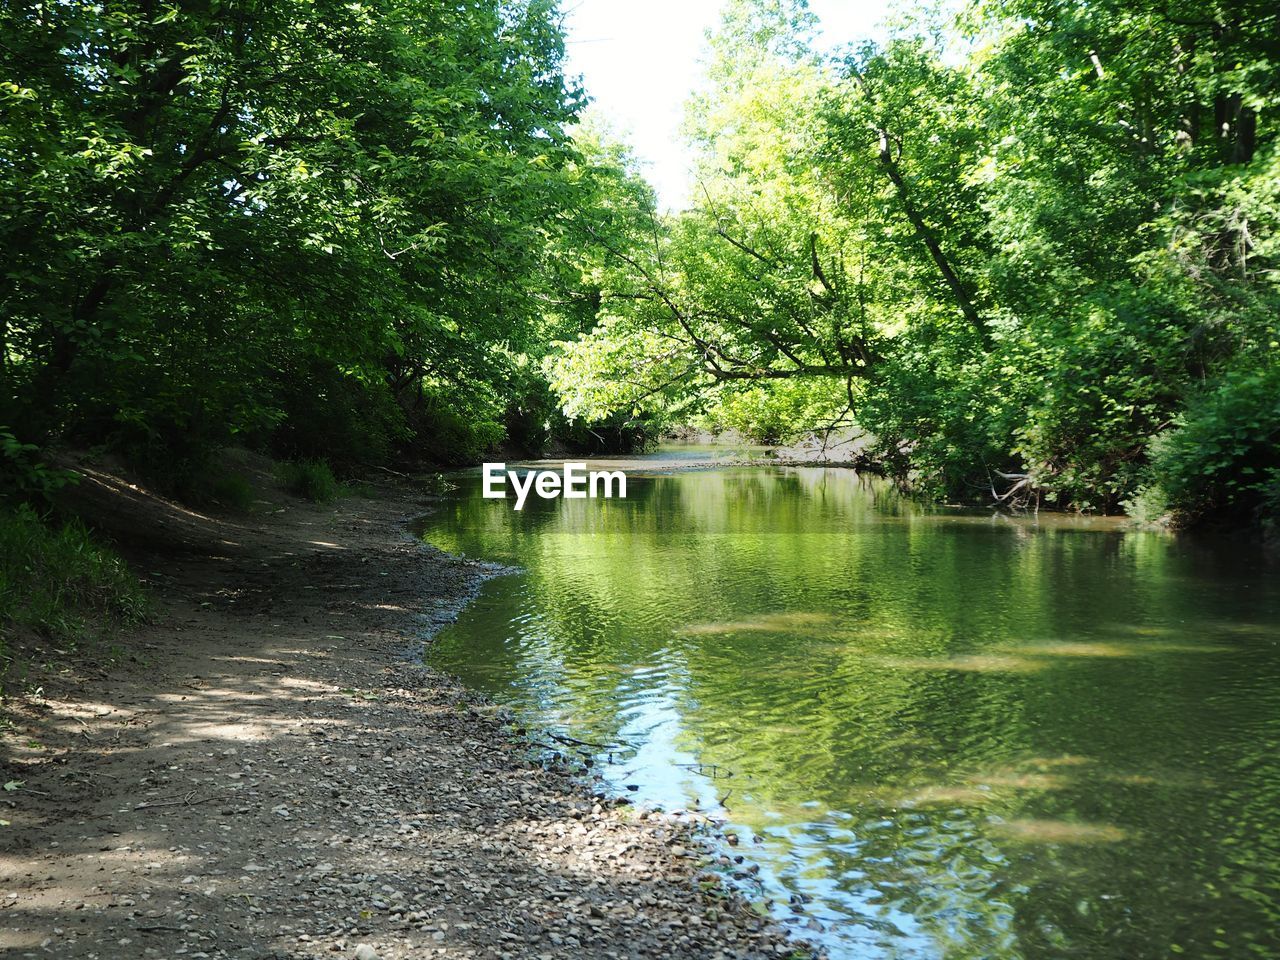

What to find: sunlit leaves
left=1, top=0, right=589, bottom=472
left=549, top=0, right=1279, bottom=524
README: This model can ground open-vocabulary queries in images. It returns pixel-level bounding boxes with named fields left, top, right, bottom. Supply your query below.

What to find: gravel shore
left=1, top=461, right=815, bottom=959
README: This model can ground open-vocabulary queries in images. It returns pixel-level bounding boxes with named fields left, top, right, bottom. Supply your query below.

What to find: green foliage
left=0, top=507, right=148, bottom=655
left=276, top=460, right=341, bottom=504
left=413, top=397, right=506, bottom=467
left=1, top=0, right=599, bottom=475
left=500, top=358, right=568, bottom=456
left=5, top=0, right=1277, bottom=527
left=1123, top=475, right=1173, bottom=528
left=270, top=358, right=410, bottom=471
left=202, top=472, right=256, bottom=512
left=700, top=380, right=847, bottom=444
left=549, top=0, right=1280, bottom=528
left=1, top=429, right=79, bottom=502
left=853, top=347, right=1011, bottom=502
left=1145, top=364, right=1280, bottom=528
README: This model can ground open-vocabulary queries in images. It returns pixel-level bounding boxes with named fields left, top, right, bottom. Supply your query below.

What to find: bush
left=502, top=362, right=561, bottom=456
left=201, top=471, right=256, bottom=511
left=1, top=428, right=79, bottom=503
left=0, top=506, right=148, bottom=654
left=270, top=356, right=409, bottom=472
left=136, top=459, right=257, bottom=511
left=277, top=460, right=341, bottom=503
left=703, top=381, right=843, bottom=444
left=855, top=345, right=1014, bottom=503
left=555, top=412, right=655, bottom=454
left=413, top=396, right=505, bottom=466
left=1146, top=364, right=1280, bottom=528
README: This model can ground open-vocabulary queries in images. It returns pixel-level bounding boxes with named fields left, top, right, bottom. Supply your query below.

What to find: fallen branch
left=549, top=732, right=615, bottom=750
left=988, top=469, right=1036, bottom=507
left=368, top=464, right=413, bottom=480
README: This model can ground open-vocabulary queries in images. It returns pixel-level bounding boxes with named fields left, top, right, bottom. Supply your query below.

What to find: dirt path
left=1, top=460, right=808, bottom=959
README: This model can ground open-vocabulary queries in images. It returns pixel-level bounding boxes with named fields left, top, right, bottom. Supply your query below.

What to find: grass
left=276, top=459, right=342, bottom=503
left=0, top=506, right=149, bottom=679
left=202, top=470, right=256, bottom=511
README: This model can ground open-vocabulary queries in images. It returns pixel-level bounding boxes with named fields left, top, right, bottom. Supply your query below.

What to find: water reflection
left=420, top=462, right=1280, bottom=960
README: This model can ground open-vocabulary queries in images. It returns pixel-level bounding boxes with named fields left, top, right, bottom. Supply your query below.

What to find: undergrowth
left=0, top=506, right=149, bottom=684
left=200, top=470, right=256, bottom=511
left=276, top=459, right=341, bottom=503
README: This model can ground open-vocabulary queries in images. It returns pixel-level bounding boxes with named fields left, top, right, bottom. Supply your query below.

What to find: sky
left=561, top=1, right=894, bottom=210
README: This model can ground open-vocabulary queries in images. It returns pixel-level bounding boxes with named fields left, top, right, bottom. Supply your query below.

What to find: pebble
left=0, top=482, right=821, bottom=960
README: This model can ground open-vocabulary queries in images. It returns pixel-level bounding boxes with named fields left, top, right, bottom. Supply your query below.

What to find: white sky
left=562, top=1, right=894, bottom=210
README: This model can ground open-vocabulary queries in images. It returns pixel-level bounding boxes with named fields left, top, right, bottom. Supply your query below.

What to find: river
left=417, top=448, right=1280, bottom=960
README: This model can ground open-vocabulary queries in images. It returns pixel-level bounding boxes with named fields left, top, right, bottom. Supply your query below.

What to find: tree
left=549, top=0, right=1280, bottom=524
left=2, top=0, right=587, bottom=480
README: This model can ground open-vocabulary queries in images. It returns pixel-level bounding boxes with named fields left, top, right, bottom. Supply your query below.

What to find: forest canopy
left=3, top=0, right=1278, bottom=529
left=2, top=0, right=630, bottom=486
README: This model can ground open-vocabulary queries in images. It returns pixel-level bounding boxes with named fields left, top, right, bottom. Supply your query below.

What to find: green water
left=419, top=455, right=1280, bottom=960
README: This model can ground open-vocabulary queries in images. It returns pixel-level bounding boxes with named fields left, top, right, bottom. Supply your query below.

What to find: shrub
left=1122, top=478, right=1172, bottom=527
left=1, top=428, right=79, bottom=503
left=413, top=397, right=505, bottom=466
left=554, top=412, right=655, bottom=454
left=270, top=356, right=409, bottom=471
left=702, top=379, right=848, bottom=445
left=1147, top=363, right=1280, bottom=528
left=135, top=459, right=257, bottom=511
left=201, top=471, right=256, bottom=511
left=277, top=460, right=341, bottom=503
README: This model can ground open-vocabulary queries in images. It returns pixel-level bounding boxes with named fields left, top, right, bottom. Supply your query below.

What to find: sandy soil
left=1, top=456, right=811, bottom=959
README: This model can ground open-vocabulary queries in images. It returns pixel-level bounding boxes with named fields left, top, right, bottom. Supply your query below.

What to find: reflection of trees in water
left=421, top=468, right=1280, bottom=960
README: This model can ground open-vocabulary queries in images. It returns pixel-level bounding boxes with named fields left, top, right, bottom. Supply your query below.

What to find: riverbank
left=0, top=458, right=812, bottom=959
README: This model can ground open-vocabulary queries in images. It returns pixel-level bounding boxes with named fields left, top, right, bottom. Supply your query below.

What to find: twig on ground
left=134, top=791, right=233, bottom=811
